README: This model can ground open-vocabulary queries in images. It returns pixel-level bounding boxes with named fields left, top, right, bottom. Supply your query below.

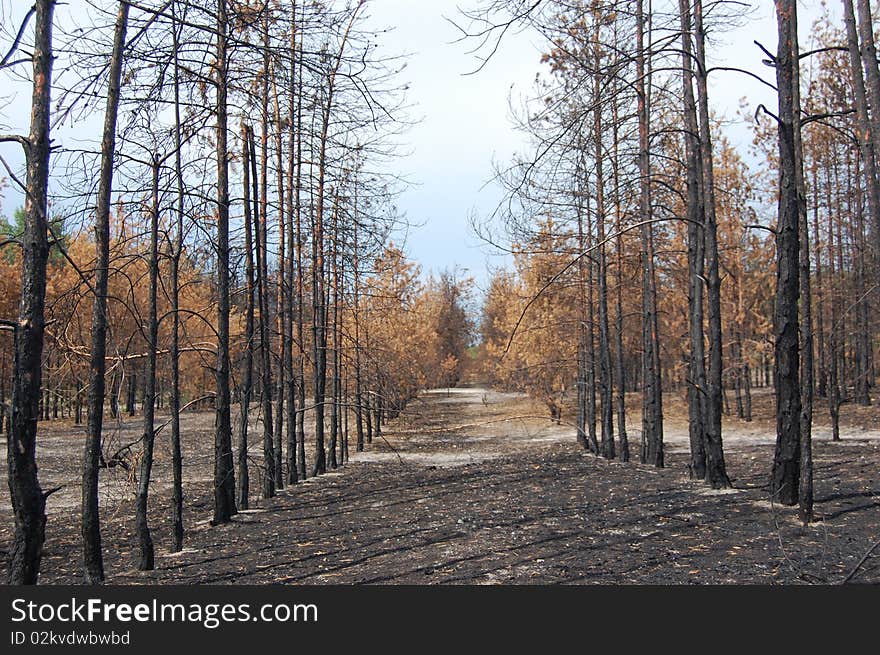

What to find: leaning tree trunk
left=82, top=0, right=128, bottom=584
left=7, top=0, right=54, bottom=585
left=770, top=0, right=802, bottom=507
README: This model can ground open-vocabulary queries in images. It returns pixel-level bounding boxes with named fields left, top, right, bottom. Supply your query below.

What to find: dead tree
left=135, top=154, right=161, bottom=571
left=693, top=0, right=730, bottom=488
left=213, top=0, right=237, bottom=524
left=4, top=0, right=55, bottom=585
left=770, top=0, right=803, bottom=507
left=83, top=0, right=129, bottom=584
left=637, top=0, right=664, bottom=467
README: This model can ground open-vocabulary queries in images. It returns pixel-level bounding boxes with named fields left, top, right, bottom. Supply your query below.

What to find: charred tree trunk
left=679, top=0, right=708, bottom=479
left=694, top=0, right=730, bottom=488
left=586, top=197, right=599, bottom=455
left=169, top=0, right=185, bottom=552
left=827, top=183, right=841, bottom=442
left=611, top=59, right=629, bottom=462
left=855, top=0, right=880, bottom=253
left=135, top=155, right=160, bottom=571
left=637, top=0, right=664, bottom=467
left=238, top=125, right=256, bottom=511
left=353, top=197, right=365, bottom=453
left=7, top=0, right=54, bottom=585
left=250, top=125, right=275, bottom=499
left=327, top=191, right=340, bottom=470
left=770, top=0, right=802, bottom=507
left=284, top=1, right=299, bottom=486
left=82, top=0, right=127, bottom=584
left=294, top=40, right=307, bottom=482
left=274, top=84, right=287, bottom=491
left=213, top=0, right=237, bottom=524
left=592, top=16, right=614, bottom=460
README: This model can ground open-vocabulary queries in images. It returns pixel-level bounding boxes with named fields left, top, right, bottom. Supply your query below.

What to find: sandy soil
left=1, top=386, right=878, bottom=584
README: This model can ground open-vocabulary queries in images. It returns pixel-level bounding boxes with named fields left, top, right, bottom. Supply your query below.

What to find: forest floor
left=1, top=385, right=879, bottom=584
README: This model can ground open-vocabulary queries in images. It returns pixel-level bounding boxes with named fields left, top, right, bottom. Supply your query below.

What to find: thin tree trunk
left=586, top=196, right=599, bottom=455
left=694, top=0, right=730, bottom=488
left=82, top=0, right=127, bottom=584
left=273, top=80, right=287, bottom=490
left=680, top=0, right=707, bottom=479
left=611, top=55, right=629, bottom=462
left=213, top=0, right=237, bottom=524
left=250, top=125, right=275, bottom=499
left=238, top=124, right=256, bottom=511
left=827, top=172, right=841, bottom=441
left=353, top=189, right=365, bottom=453
left=576, top=157, right=590, bottom=452
left=294, top=36, right=307, bottom=482
left=169, top=0, right=184, bottom=552
left=593, top=13, right=614, bottom=460
left=135, top=155, right=160, bottom=571
left=284, top=0, right=299, bottom=486
left=328, top=190, right=340, bottom=470
left=637, top=0, right=663, bottom=467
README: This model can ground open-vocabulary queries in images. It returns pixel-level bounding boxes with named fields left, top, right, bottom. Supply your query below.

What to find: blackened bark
left=827, top=191, right=841, bottom=442
left=311, top=98, right=331, bottom=478
left=213, top=0, right=237, bottom=524
left=694, top=0, right=730, bottom=488
left=274, top=89, right=287, bottom=491
left=294, top=35, right=307, bottom=482
left=7, top=0, right=54, bottom=585
left=170, top=0, right=185, bottom=552
left=637, top=0, right=663, bottom=467
left=328, top=192, right=340, bottom=470
left=238, top=125, right=256, bottom=511
left=249, top=125, right=275, bottom=499
left=285, top=1, right=299, bottom=486
left=575, top=158, right=591, bottom=453
left=353, top=195, right=365, bottom=454
left=586, top=202, right=599, bottom=455
left=592, top=15, right=614, bottom=460
left=611, top=62, right=629, bottom=462
left=135, top=155, right=160, bottom=571
left=855, top=0, right=880, bottom=254
left=770, top=0, right=802, bottom=506
left=679, top=0, right=707, bottom=480
left=82, top=0, right=127, bottom=584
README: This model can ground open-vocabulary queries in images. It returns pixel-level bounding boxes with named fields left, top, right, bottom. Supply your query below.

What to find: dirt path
left=2, top=386, right=879, bottom=584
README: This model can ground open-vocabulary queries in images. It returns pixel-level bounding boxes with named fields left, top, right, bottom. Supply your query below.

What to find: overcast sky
left=0, top=0, right=842, bottom=292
